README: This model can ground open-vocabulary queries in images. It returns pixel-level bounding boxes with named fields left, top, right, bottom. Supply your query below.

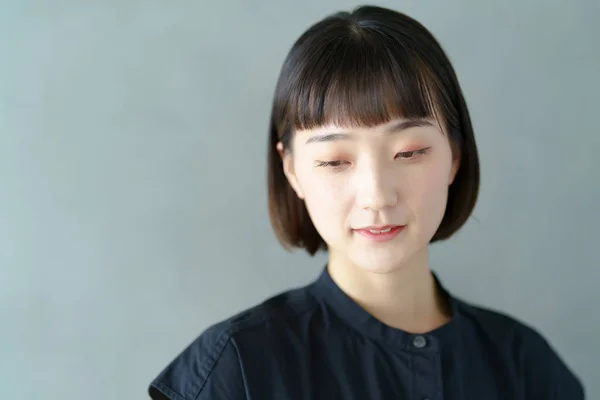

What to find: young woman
left=149, top=6, right=584, bottom=399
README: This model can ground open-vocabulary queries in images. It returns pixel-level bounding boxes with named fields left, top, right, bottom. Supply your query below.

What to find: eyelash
left=315, top=147, right=432, bottom=170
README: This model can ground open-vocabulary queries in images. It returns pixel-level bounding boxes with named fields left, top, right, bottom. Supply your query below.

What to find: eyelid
left=396, top=146, right=432, bottom=158
left=315, top=160, right=348, bottom=167
left=315, top=146, right=431, bottom=169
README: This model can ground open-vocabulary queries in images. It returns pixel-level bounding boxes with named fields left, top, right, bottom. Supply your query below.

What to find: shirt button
left=412, top=335, right=427, bottom=349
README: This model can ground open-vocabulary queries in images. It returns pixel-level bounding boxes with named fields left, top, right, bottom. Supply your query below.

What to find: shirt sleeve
left=522, top=329, right=585, bottom=399
left=549, top=344, right=585, bottom=399
left=148, top=328, right=248, bottom=400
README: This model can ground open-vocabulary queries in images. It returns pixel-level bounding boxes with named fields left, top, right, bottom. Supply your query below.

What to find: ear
left=276, top=141, right=305, bottom=199
left=449, top=156, right=460, bottom=185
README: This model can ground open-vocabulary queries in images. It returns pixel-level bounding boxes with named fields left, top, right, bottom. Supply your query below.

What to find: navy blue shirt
left=149, top=267, right=585, bottom=399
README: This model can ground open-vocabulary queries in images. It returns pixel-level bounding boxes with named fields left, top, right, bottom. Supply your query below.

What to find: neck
left=327, top=249, right=451, bottom=334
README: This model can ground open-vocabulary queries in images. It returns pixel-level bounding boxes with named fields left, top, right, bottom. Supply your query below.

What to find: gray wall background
left=1, top=1, right=598, bottom=399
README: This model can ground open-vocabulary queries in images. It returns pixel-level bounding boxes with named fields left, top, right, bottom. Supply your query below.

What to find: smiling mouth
left=367, top=227, right=393, bottom=233
left=353, top=225, right=406, bottom=242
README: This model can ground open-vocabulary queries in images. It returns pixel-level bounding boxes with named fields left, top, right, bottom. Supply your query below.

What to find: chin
left=350, top=250, right=414, bottom=275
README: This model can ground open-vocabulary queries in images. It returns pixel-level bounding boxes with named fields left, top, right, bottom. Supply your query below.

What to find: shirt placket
left=410, top=335, right=443, bottom=400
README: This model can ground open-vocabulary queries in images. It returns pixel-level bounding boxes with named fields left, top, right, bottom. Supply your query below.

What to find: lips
left=356, top=225, right=399, bottom=233
left=366, top=227, right=393, bottom=234
left=353, top=225, right=405, bottom=242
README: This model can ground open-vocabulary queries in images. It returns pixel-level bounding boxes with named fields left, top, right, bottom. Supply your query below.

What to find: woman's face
left=280, top=117, right=460, bottom=274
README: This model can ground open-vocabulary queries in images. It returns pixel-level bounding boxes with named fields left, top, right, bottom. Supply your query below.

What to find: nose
left=354, top=162, right=398, bottom=211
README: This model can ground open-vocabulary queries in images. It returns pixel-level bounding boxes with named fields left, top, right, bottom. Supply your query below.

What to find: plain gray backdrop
left=1, top=1, right=598, bottom=399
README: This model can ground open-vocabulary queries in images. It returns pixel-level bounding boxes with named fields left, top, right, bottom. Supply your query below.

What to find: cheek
left=410, top=167, right=448, bottom=197
left=296, top=170, right=350, bottom=235
left=404, top=163, right=451, bottom=224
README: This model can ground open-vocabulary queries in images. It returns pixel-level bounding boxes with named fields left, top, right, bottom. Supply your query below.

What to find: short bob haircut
left=268, top=5, right=479, bottom=256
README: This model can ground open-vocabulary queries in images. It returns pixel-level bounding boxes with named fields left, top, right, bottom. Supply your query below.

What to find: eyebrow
left=304, top=119, right=435, bottom=144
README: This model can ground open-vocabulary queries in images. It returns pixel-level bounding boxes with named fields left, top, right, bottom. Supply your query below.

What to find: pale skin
left=277, top=117, right=460, bottom=334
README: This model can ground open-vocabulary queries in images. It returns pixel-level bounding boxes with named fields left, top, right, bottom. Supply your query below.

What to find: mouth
left=353, top=225, right=405, bottom=242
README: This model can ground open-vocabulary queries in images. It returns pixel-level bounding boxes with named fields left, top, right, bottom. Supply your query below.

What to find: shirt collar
left=310, top=265, right=459, bottom=351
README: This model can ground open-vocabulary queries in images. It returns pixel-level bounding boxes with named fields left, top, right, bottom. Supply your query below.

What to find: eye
left=315, top=160, right=350, bottom=170
left=395, top=147, right=432, bottom=160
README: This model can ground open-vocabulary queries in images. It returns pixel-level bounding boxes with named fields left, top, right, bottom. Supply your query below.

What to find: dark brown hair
left=267, top=5, right=480, bottom=255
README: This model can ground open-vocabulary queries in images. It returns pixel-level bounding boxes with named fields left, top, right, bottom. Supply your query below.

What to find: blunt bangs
left=273, top=14, right=460, bottom=149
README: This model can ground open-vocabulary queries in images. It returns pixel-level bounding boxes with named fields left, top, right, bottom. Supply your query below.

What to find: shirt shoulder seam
left=188, top=291, right=319, bottom=398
